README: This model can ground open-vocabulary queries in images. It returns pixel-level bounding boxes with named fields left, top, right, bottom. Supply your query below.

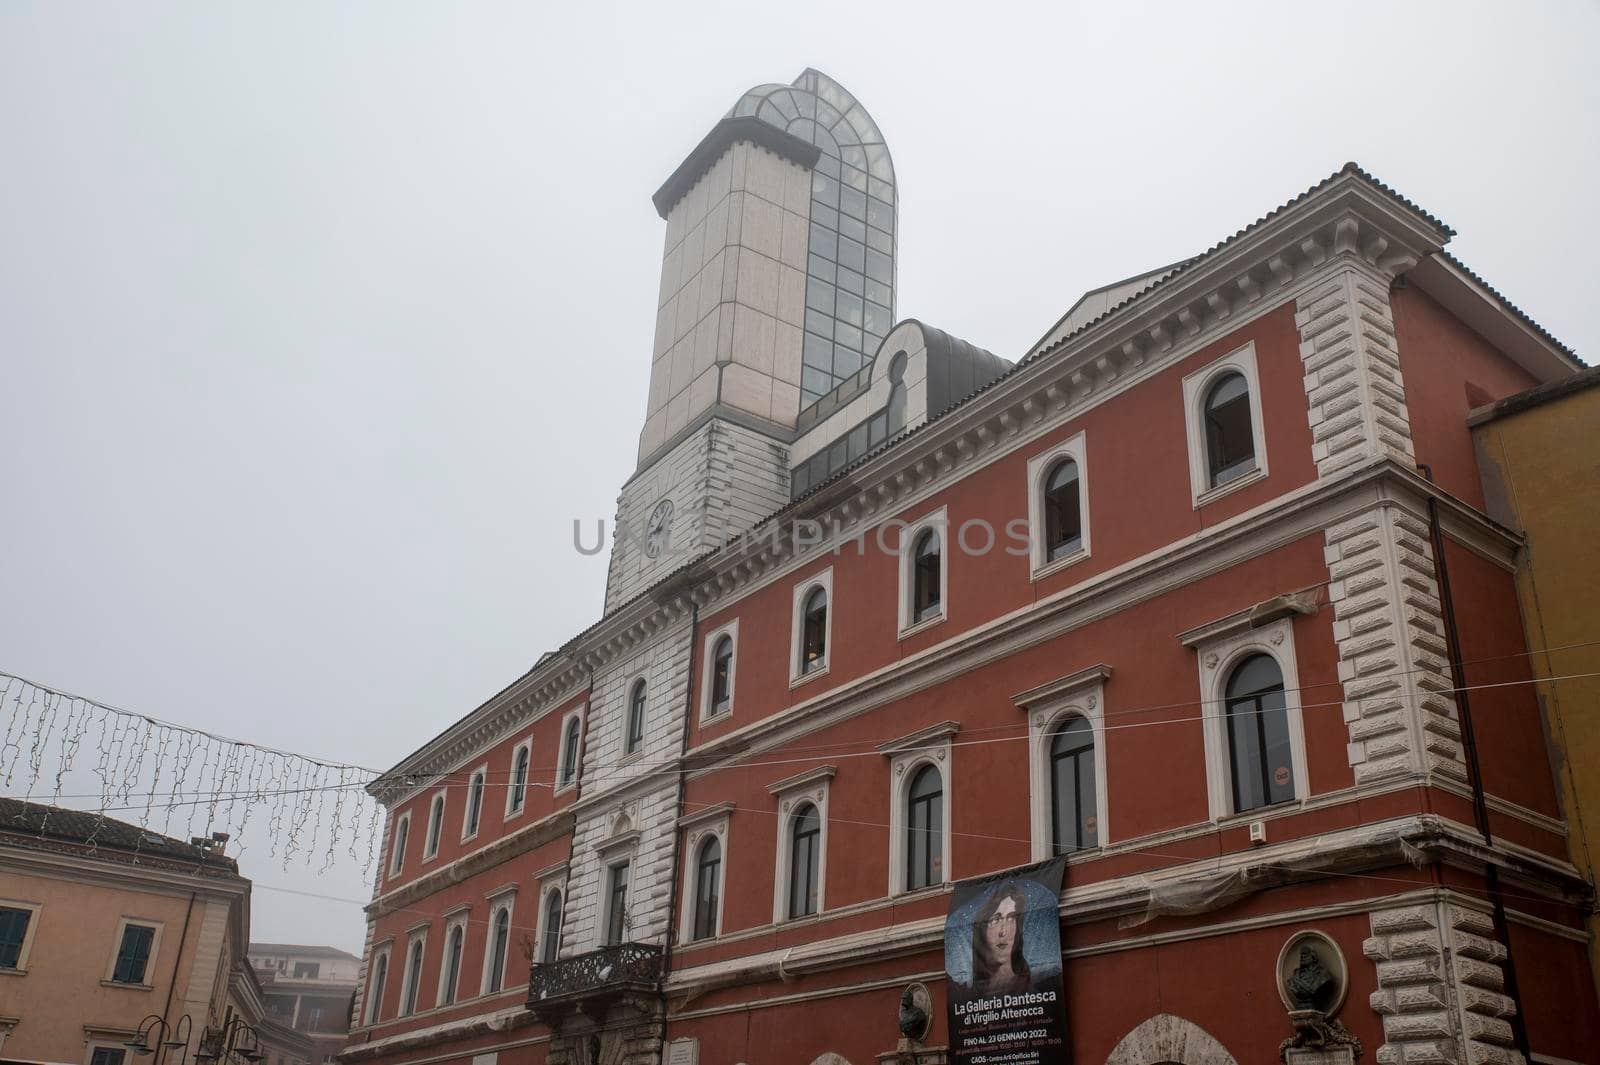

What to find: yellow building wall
left=0, top=865, right=238, bottom=1064
left=1474, top=379, right=1600, bottom=986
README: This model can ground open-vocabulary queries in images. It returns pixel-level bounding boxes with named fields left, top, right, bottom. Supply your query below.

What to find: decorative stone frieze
left=1323, top=504, right=1468, bottom=786
left=1363, top=902, right=1525, bottom=1065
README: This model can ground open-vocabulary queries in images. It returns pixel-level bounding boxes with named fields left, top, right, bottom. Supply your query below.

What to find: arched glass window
left=1204, top=372, right=1256, bottom=487
left=1044, top=458, right=1083, bottom=561
left=486, top=907, right=510, bottom=993
left=1050, top=717, right=1098, bottom=854
left=905, top=765, right=944, bottom=890
left=401, top=939, right=423, bottom=1016
left=560, top=717, right=581, bottom=787
left=366, top=951, right=387, bottom=1024
left=626, top=680, right=647, bottom=754
left=441, top=924, right=463, bottom=1005
left=509, top=746, right=530, bottom=813
left=390, top=816, right=408, bottom=875
left=426, top=795, right=444, bottom=857
left=788, top=803, right=821, bottom=919
left=465, top=770, right=485, bottom=837
left=1224, top=654, right=1293, bottom=812
left=710, top=636, right=734, bottom=714
left=801, top=587, right=828, bottom=674
left=540, top=890, right=563, bottom=964
left=692, top=836, right=722, bottom=941
left=912, top=529, right=942, bottom=622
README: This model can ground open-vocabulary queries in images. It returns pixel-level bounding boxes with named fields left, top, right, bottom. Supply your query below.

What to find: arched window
left=692, top=836, right=722, bottom=941
left=912, top=529, right=942, bottom=622
left=485, top=907, right=510, bottom=993
left=540, top=890, right=563, bottom=964
left=905, top=765, right=944, bottom=890
left=560, top=717, right=581, bottom=787
left=389, top=816, right=408, bottom=875
left=801, top=587, right=828, bottom=674
left=441, top=924, right=463, bottom=1005
left=788, top=803, right=821, bottom=919
left=509, top=745, right=530, bottom=813
left=425, top=794, right=444, bottom=857
left=465, top=769, right=485, bottom=837
left=1049, top=717, right=1098, bottom=854
left=1043, top=458, right=1083, bottom=561
left=365, top=951, right=388, bottom=1024
left=1224, top=654, right=1293, bottom=812
left=401, top=939, right=423, bottom=1016
left=605, top=861, right=630, bottom=946
left=626, top=680, right=647, bottom=754
left=710, top=636, right=734, bottom=714
left=1204, top=372, right=1256, bottom=487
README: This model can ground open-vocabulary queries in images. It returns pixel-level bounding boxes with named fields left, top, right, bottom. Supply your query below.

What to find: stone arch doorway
left=1104, top=1013, right=1238, bottom=1065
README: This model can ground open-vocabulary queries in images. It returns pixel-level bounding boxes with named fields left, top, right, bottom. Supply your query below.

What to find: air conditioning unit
left=1248, top=820, right=1267, bottom=846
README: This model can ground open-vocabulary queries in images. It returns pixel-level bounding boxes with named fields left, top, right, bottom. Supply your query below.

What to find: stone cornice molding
left=874, top=721, right=960, bottom=756
left=1176, top=593, right=1320, bottom=648
left=1011, top=664, right=1113, bottom=711
left=365, top=807, right=574, bottom=919
left=0, top=842, right=249, bottom=899
left=764, top=767, right=837, bottom=797
left=677, top=800, right=737, bottom=828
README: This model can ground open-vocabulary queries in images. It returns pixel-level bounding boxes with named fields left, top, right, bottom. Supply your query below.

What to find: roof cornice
left=652, top=116, right=822, bottom=220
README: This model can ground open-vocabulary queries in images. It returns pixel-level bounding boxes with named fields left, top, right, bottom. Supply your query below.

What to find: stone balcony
left=526, top=942, right=664, bottom=1020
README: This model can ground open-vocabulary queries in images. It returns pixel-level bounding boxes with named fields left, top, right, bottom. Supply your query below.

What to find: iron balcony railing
left=526, top=942, right=663, bottom=1014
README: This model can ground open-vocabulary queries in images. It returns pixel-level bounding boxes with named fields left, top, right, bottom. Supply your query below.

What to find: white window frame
left=602, top=859, right=634, bottom=947
left=1182, top=340, right=1269, bottom=507
left=104, top=917, right=164, bottom=987
left=397, top=926, right=427, bottom=1017
left=364, top=942, right=392, bottom=1025
left=460, top=763, right=489, bottom=843
left=422, top=789, right=446, bottom=861
left=555, top=706, right=585, bottom=795
left=789, top=567, right=835, bottom=686
left=621, top=673, right=650, bottom=761
left=84, top=1042, right=131, bottom=1065
left=677, top=805, right=731, bottom=942
left=388, top=811, right=412, bottom=878
left=435, top=907, right=469, bottom=1008
left=882, top=724, right=958, bottom=896
left=1025, top=429, right=1092, bottom=580
left=698, top=619, right=740, bottom=721
left=1190, top=614, right=1307, bottom=822
left=504, top=736, right=533, bottom=820
left=534, top=864, right=568, bottom=964
left=480, top=888, right=517, bottom=995
left=769, top=767, right=834, bottom=923
left=1015, top=665, right=1112, bottom=861
left=0, top=898, right=42, bottom=973
left=896, top=506, right=949, bottom=637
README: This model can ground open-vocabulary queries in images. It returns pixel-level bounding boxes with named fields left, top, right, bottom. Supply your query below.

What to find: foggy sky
left=2, top=1, right=1594, bottom=952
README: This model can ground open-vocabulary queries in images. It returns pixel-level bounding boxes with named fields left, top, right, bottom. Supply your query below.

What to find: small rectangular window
left=810, top=202, right=839, bottom=232
left=606, top=862, right=630, bottom=946
left=865, top=278, right=892, bottom=307
left=807, top=253, right=837, bottom=284
left=112, top=923, right=155, bottom=984
left=837, top=236, right=865, bottom=274
left=838, top=213, right=867, bottom=244
left=91, top=1049, right=127, bottom=1065
left=0, top=906, right=31, bottom=969
left=865, top=249, right=893, bottom=285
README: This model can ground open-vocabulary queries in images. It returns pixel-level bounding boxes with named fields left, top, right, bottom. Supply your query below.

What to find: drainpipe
left=1416, top=463, right=1531, bottom=1058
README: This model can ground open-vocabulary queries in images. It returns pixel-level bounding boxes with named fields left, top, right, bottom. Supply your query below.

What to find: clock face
left=644, top=499, right=674, bottom=558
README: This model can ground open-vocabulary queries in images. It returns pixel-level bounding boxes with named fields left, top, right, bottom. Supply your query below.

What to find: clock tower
left=603, top=69, right=898, bottom=611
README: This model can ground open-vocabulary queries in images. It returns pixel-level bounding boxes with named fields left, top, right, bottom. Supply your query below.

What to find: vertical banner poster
left=944, top=857, right=1069, bottom=1064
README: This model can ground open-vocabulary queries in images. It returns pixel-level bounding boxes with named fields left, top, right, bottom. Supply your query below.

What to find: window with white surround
left=423, top=791, right=446, bottom=860
left=505, top=738, right=532, bottom=818
left=604, top=860, right=631, bottom=946
left=87, top=1045, right=128, bottom=1065
left=1015, top=665, right=1112, bottom=861
left=398, top=930, right=426, bottom=1017
left=1184, top=613, right=1307, bottom=821
left=883, top=723, right=957, bottom=895
left=556, top=709, right=584, bottom=793
left=1025, top=431, right=1091, bottom=579
left=388, top=812, right=411, bottom=877
left=0, top=899, right=41, bottom=972
left=624, top=677, right=648, bottom=757
left=790, top=568, right=834, bottom=683
left=1181, top=340, right=1268, bottom=506
left=364, top=944, right=390, bottom=1024
left=699, top=620, right=739, bottom=721
left=896, top=507, right=948, bottom=636
left=461, top=764, right=487, bottom=841
left=677, top=804, right=730, bottom=941
left=769, top=767, right=833, bottom=923
left=437, top=912, right=467, bottom=1007
left=481, top=890, right=515, bottom=994
left=106, top=918, right=162, bottom=986
left=537, top=883, right=564, bottom=964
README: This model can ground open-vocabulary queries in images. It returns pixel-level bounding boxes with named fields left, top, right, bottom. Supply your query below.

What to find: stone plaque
left=667, top=1037, right=699, bottom=1065
left=1284, top=1048, right=1356, bottom=1065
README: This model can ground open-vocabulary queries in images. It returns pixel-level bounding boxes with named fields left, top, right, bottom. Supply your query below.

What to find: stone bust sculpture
left=1286, top=944, right=1334, bottom=1011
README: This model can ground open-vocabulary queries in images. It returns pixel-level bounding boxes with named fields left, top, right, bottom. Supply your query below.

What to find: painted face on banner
left=982, top=894, right=1019, bottom=964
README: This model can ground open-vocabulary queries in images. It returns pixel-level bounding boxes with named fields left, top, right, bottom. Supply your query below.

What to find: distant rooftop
left=0, top=795, right=239, bottom=872
left=250, top=942, right=362, bottom=961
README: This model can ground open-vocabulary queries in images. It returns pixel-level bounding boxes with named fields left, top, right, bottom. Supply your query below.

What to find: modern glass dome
left=729, top=70, right=897, bottom=409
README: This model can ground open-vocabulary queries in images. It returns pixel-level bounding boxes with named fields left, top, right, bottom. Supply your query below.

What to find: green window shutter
left=0, top=907, right=30, bottom=968
left=113, top=924, right=154, bottom=983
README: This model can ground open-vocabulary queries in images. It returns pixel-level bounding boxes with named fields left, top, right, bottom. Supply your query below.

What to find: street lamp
left=123, top=1015, right=194, bottom=1065
left=194, top=1018, right=264, bottom=1065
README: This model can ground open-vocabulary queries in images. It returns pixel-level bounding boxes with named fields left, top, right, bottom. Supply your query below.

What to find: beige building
left=0, top=796, right=251, bottom=1065
left=247, top=943, right=359, bottom=1063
